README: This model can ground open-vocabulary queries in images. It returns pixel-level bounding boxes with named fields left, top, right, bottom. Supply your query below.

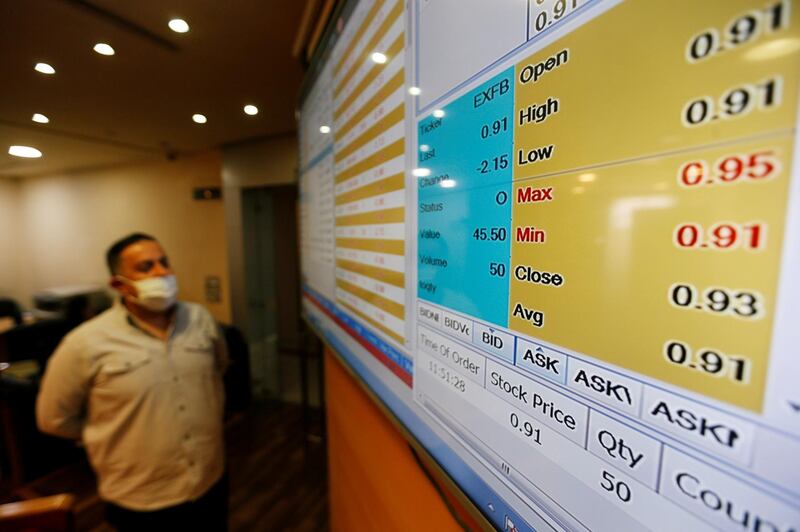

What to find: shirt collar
left=114, top=297, right=182, bottom=340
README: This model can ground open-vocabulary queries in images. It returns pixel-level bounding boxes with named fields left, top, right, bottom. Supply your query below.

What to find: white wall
left=0, top=178, right=23, bottom=303
left=13, top=151, right=231, bottom=322
left=222, top=134, right=297, bottom=189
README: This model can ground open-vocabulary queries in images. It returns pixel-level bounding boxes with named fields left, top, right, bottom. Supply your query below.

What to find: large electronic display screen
left=298, top=1, right=800, bottom=529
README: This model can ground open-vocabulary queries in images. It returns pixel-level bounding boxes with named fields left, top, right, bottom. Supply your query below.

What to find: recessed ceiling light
left=370, top=52, right=387, bottom=64
left=192, top=113, right=207, bottom=124
left=408, top=86, right=421, bottom=96
left=32, top=113, right=49, bottom=124
left=319, top=125, right=331, bottom=134
left=244, top=105, right=259, bottom=116
left=34, top=62, right=55, bottom=75
left=93, top=43, right=115, bottom=56
left=432, top=109, right=445, bottom=118
left=441, top=179, right=456, bottom=188
left=169, top=19, right=190, bottom=33
left=8, top=145, right=42, bottom=158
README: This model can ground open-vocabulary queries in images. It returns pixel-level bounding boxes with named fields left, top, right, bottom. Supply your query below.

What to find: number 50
left=600, top=470, right=632, bottom=503
left=489, top=263, right=506, bottom=277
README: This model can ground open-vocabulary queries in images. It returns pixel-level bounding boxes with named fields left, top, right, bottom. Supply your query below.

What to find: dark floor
left=226, top=403, right=328, bottom=531
left=5, top=402, right=329, bottom=531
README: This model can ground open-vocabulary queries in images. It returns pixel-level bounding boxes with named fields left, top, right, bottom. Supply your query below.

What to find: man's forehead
left=120, top=240, right=167, bottom=263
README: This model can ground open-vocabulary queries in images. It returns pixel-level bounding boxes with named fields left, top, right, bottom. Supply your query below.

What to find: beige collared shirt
left=36, top=300, right=227, bottom=511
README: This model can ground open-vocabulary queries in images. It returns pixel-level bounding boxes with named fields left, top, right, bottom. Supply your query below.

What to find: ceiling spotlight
left=408, top=86, right=421, bottom=96
left=169, top=18, right=190, bottom=33
left=34, top=62, right=55, bottom=75
left=8, top=145, right=42, bottom=158
left=32, top=113, right=49, bottom=124
left=192, top=113, right=207, bottom=124
left=578, top=173, right=596, bottom=183
left=370, top=52, right=388, bottom=64
left=319, top=125, right=331, bottom=134
left=419, top=144, right=430, bottom=152
left=244, top=105, right=259, bottom=116
left=432, top=109, right=445, bottom=118
left=93, top=43, right=115, bottom=56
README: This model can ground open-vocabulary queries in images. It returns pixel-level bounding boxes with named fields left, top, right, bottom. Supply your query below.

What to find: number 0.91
left=664, top=340, right=750, bottom=383
left=683, top=78, right=780, bottom=127
left=532, top=0, right=579, bottom=33
left=673, top=222, right=765, bottom=250
left=686, top=1, right=789, bottom=63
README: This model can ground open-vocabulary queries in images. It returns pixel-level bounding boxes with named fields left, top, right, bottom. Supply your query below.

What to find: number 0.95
left=678, top=150, right=779, bottom=187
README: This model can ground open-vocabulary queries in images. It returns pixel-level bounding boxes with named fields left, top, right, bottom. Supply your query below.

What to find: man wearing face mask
left=36, top=233, right=228, bottom=531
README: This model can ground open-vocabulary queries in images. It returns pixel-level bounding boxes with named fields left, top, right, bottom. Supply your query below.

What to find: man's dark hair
left=106, top=233, right=157, bottom=275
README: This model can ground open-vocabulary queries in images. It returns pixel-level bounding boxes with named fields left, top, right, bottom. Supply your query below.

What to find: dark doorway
left=241, top=185, right=318, bottom=405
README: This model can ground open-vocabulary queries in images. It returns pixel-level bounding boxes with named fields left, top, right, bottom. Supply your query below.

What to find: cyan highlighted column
left=417, top=67, right=514, bottom=327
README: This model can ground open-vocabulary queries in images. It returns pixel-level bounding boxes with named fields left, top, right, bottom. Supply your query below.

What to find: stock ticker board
left=299, top=1, right=800, bottom=529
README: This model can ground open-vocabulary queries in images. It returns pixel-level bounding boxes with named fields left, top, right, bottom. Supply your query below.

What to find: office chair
left=0, top=299, right=23, bottom=326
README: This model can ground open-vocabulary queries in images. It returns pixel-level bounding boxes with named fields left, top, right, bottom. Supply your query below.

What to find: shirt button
left=178, top=405, right=185, bottom=412
left=189, top=460, right=195, bottom=467
left=184, top=433, right=191, bottom=441
left=173, top=376, right=179, bottom=383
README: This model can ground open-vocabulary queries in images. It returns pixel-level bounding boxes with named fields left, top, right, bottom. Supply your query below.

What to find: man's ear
left=109, top=276, right=125, bottom=292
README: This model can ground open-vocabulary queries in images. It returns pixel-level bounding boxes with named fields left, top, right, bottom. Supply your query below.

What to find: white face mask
left=119, top=275, right=178, bottom=312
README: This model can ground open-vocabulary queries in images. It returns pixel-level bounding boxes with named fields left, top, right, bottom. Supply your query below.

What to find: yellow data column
left=511, top=0, right=798, bottom=178
left=509, top=0, right=800, bottom=411
left=332, top=0, right=407, bottom=345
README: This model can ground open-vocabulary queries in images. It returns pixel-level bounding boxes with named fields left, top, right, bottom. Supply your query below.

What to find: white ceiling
left=0, top=0, right=308, bottom=178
